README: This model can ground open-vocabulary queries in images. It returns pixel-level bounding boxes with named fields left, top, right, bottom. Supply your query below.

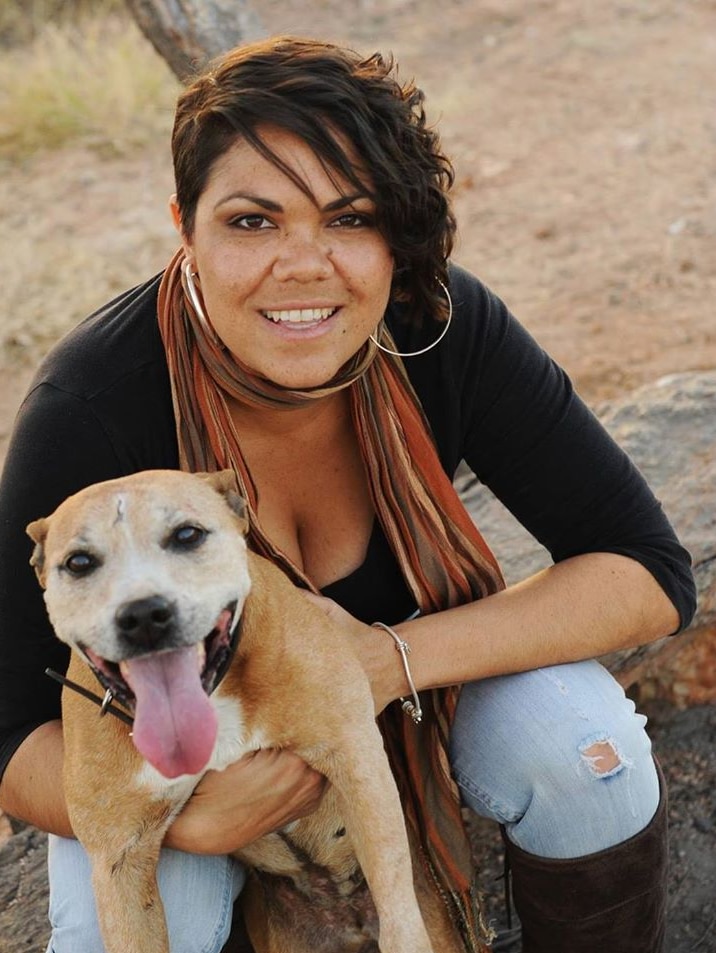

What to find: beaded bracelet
left=371, top=622, right=423, bottom=724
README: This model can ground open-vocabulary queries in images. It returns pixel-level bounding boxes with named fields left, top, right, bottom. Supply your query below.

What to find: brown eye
left=230, top=214, right=274, bottom=230
left=63, top=551, right=99, bottom=576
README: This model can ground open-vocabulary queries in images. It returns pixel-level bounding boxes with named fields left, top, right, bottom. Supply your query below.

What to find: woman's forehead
left=200, top=124, right=374, bottom=206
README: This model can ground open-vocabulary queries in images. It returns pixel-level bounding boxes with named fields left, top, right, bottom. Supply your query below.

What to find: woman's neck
left=227, top=388, right=352, bottom=443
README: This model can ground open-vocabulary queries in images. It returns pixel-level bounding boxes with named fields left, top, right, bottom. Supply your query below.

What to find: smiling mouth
left=79, top=601, right=239, bottom=715
left=261, top=306, right=339, bottom=325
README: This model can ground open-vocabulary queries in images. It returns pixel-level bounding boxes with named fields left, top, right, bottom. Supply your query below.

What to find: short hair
left=171, top=36, right=456, bottom=323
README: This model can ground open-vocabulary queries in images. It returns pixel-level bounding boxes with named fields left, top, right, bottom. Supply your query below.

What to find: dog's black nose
left=115, top=596, right=176, bottom=648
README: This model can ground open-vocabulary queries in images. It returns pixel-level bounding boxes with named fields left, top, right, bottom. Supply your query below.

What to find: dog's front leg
left=62, top=682, right=185, bottom=953
left=87, top=829, right=171, bottom=953
left=68, top=783, right=185, bottom=953
left=303, top=717, right=435, bottom=953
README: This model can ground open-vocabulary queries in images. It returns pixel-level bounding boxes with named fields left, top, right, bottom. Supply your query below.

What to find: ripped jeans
left=45, top=659, right=660, bottom=953
left=449, top=658, right=660, bottom=858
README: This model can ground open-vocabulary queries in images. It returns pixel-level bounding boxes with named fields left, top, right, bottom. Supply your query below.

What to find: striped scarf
left=157, top=249, right=505, bottom=950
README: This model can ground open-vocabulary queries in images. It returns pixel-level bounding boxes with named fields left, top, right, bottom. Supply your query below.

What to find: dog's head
left=27, top=469, right=252, bottom=778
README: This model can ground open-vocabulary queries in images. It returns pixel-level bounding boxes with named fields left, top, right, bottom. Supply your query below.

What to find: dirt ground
left=0, top=0, right=714, bottom=948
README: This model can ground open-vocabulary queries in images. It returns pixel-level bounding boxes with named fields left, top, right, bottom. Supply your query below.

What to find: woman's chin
left=240, top=349, right=368, bottom=393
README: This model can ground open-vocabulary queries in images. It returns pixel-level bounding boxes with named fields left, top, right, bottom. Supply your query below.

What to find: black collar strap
left=45, top=667, right=134, bottom=726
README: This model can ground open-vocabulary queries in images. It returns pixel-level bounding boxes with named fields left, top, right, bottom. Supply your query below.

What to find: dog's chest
left=133, top=693, right=266, bottom=797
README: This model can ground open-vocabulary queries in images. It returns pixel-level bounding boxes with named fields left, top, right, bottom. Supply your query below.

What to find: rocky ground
left=0, top=0, right=714, bottom=950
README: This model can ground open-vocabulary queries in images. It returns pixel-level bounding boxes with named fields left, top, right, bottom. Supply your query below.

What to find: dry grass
left=0, top=3, right=178, bottom=160
left=0, top=2, right=180, bottom=368
left=0, top=0, right=125, bottom=46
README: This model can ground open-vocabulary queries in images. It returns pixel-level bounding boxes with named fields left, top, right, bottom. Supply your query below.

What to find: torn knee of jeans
left=578, top=737, right=626, bottom=778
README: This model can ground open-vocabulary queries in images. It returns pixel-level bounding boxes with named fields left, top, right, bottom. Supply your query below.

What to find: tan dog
left=27, top=469, right=460, bottom=953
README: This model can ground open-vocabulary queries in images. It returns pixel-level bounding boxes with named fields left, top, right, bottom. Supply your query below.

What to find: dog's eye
left=63, top=551, right=99, bottom=576
left=168, top=524, right=207, bottom=549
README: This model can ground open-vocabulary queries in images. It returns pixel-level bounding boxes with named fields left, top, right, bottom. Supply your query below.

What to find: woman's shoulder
left=32, top=271, right=167, bottom=403
left=446, top=262, right=521, bottom=351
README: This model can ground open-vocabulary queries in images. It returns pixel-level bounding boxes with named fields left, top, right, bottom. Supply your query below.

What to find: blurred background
left=1, top=0, right=714, bottom=408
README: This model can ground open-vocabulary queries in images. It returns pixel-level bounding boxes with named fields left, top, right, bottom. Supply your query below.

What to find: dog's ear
left=26, top=518, right=49, bottom=587
left=197, top=470, right=249, bottom=533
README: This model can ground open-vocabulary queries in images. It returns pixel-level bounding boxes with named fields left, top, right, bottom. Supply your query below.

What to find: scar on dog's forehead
left=112, top=493, right=184, bottom=525
left=114, top=495, right=126, bottom=524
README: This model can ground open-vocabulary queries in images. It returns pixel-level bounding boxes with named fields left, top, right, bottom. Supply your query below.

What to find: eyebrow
left=213, top=191, right=371, bottom=214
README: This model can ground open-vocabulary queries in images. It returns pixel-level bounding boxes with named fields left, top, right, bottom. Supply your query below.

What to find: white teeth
left=196, top=641, right=205, bottom=671
left=262, top=307, right=337, bottom=324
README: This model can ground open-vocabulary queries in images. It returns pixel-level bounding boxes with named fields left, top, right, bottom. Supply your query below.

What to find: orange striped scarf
left=157, top=249, right=504, bottom=950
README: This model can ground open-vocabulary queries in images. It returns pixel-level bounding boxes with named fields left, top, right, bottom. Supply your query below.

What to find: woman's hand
left=166, top=748, right=327, bottom=855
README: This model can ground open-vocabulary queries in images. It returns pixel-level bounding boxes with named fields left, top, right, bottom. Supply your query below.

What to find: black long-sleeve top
left=0, top=264, right=696, bottom=782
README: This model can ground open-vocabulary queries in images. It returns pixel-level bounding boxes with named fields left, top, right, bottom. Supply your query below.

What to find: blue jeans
left=46, top=659, right=660, bottom=953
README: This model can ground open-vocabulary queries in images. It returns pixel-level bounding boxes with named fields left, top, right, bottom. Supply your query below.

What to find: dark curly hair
left=171, top=36, right=456, bottom=324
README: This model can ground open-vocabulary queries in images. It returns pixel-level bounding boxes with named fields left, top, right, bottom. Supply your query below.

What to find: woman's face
left=172, top=126, right=394, bottom=389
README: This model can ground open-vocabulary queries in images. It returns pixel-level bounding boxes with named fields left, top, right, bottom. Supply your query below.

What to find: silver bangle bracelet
left=371, top=622, right=423, bottom=724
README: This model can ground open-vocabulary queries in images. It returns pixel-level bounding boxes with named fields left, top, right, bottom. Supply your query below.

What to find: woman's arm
left=311, top=549, right=679, bottom=715
left=335, top=274, right=690, bottom=709
left=410, top=267, right=696, bottom=634
left=165, top=749, right=326, bottom=855
left=0, top=722, right=72, bottom=837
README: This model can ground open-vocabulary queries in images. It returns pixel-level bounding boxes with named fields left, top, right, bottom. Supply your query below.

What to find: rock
left=457, top=371, right=716, bottom=686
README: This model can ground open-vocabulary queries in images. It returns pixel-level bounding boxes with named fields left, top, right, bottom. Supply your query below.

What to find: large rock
left=598, top=372, right=716, bottom=635
left=456, top=371, right=716, bottom=681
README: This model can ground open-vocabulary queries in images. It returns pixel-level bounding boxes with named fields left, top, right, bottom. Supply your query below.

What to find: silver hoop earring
left=369, top=280, right=453, bottom=358
left=181, top=258, right=220, bottom=345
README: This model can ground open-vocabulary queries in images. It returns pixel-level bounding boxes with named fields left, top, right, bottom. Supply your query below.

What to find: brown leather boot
left=501, top=765, right=668, bottom=953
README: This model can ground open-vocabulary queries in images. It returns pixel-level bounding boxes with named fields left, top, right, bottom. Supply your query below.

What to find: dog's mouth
left=79, top=600, right=240, bottom=717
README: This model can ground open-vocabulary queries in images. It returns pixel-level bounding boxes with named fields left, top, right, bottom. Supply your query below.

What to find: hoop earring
left=369, top=280, right=453, bottom=358
left=181, top=258, right=220, bottom=346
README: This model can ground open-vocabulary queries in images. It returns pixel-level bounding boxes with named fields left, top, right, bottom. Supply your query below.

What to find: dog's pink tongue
left=121, top=646, right=218, bottom=778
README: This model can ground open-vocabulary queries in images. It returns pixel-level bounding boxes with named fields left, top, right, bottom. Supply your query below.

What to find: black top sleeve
left=0, top=276, right=178, bottom=781
left=404, top=264, right=696, bottom=629
left=0, top=384, right=125, bottom=776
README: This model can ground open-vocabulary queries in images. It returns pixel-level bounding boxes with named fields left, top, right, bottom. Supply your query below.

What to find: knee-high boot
left=501, top=765, right=668, bottom=953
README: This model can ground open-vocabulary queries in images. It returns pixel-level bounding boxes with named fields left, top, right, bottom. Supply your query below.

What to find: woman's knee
left=46, top=835, right=245, bottom=953
left=449, top=660, right=661, bottom=857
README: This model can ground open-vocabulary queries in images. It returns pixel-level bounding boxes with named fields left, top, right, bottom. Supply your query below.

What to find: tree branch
left=125, top=0, right=264, bottom=80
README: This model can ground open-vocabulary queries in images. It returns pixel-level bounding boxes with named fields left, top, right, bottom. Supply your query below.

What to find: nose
left=115, top=595, right=176, bottom=650
left=271, top=229, right=334, bottom=283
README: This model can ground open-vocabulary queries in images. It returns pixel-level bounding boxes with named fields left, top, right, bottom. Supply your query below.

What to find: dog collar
left=45, top=667, right=134, bottom=726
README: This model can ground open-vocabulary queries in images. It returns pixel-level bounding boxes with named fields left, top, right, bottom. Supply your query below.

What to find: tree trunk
left=125, top=0, right=264, bottom=81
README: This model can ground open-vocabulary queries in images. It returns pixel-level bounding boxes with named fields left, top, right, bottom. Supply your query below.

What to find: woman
left=0, top=36, right=695, bottom=953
